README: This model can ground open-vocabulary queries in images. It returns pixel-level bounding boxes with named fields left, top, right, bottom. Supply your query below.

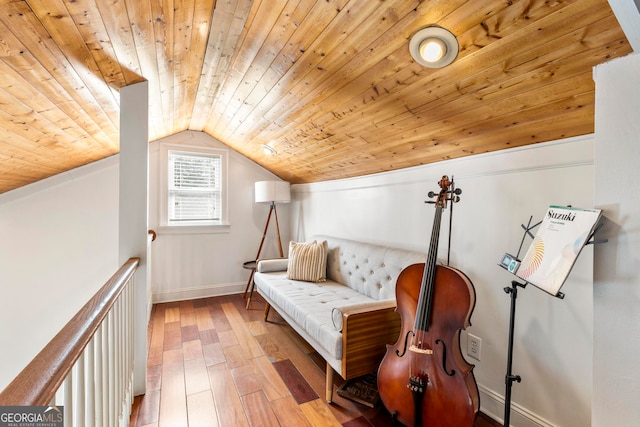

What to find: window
left=161, top=144, right=228, bottom=230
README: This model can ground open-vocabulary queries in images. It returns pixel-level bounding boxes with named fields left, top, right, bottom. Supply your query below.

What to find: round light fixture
left=409, top=26, right=459, bottom=68
left=261, top=144, right=277, bottom=156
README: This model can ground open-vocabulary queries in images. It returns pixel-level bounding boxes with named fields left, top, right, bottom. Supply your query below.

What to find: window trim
left=159, top=142, right=229, bottom=233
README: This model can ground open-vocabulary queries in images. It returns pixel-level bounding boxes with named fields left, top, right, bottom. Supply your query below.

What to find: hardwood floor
left=129, top=294, right=502, bottom=427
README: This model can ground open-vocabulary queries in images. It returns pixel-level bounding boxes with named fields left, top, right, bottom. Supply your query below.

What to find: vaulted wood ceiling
left=0, top=0, right=632, bottom=194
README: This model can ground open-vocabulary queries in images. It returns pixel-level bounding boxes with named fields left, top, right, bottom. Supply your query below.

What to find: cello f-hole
left=396, top=330, right=415, bottom=357
left=436, top=339, right=456, bottom=377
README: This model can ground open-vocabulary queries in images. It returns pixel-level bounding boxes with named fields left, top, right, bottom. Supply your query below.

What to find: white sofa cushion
left=255, top=271, right=374, bottom=359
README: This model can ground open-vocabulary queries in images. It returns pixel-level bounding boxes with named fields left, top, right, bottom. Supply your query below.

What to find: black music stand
left=498, top=214, right=605, bottom=426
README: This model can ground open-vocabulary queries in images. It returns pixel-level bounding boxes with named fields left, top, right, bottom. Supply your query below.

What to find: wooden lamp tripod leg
left=256, top=202, right=275, bottom=261
left=245, top=201, right=287, bottom=309
left=272, top=202, right=284, bottom=257
left=243, top=203, right=274, bottom=299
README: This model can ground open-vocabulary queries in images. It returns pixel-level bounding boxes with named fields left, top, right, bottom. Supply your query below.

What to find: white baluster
left=119, top=293, right=125, bottom=423
left=64, top=372, right=73, bottom=427
left=108, top=310, right=116, bottom=427
left=123, top=281, right=132, bottom=425
left=103, top=319, right=110, bottom=427
left=114, top=296, right=121, bottom=422
left=95, top=324, right=104, bottom=427
left=86, top=337, right=95, bottom=427
left=119, top=291, right=126, bottom=423
left=74, top=355, right=85, bottom=425
left=129, top=278, right=134, bottom=389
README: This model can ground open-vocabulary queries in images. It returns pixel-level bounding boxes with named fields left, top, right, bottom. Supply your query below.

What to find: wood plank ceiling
left=0, top=0, right=632, bottom=194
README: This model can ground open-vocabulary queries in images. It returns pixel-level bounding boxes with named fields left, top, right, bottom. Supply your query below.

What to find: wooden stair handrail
left=0, top=258, right=140, bottom=406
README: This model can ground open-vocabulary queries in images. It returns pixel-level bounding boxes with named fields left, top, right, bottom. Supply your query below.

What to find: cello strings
left=414, top=203, right=443, bottom=345
left=410, top=202, right=444, bottom=383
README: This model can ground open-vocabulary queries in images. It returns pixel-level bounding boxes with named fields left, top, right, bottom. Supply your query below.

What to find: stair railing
left=0, top=258, right=140, bottom=427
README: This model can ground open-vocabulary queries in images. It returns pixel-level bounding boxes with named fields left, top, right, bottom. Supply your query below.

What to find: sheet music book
left=516, top=205, right=601, bottom=295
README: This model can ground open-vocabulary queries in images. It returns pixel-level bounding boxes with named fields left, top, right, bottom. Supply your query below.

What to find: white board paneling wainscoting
left=478, top=385, right=555, bottom=427
left=147, top=131, right=291, bottom=305
left=151, top=281, right=246, bottom=304
left=290, top=135, right=595, bottom=427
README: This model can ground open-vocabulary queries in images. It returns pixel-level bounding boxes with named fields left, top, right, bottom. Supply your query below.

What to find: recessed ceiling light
left=409, top=26, right=459, bottom=68
left=261, top=144, right=277, bottom=156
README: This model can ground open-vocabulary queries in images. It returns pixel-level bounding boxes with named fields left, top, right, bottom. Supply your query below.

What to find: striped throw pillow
left=286, top=240, right=327, bottom=282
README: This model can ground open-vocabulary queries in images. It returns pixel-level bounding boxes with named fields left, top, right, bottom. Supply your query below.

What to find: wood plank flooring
left=129, top=294, right=502, bottom=427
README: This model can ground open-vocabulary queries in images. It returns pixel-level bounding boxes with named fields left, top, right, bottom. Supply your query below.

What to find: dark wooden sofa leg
left=263, top=303, right=271, bottom=321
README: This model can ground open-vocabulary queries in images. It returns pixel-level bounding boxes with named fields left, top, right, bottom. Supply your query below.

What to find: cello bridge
left=409, top=344, right=433, bottom=355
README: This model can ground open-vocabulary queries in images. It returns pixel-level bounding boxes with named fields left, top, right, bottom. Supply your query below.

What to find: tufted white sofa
left=253, top=235, right=424, bottom=402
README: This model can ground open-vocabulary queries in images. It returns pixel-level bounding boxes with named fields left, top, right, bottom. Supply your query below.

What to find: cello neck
left=414, top=202, right=445, bottom=332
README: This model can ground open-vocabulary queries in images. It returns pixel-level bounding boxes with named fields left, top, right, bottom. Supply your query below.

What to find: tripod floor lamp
left=254, top=180, right=290, bottom=258
left=243, top=180, right=290, bottom=305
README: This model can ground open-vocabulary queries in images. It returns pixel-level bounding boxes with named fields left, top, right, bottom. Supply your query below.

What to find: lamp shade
left=255, top=181, right=290, bottom=204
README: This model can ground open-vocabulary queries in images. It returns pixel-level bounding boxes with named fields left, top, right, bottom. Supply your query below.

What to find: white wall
left=593, top=52, right=640, bottom=426
left=291, top=136, right=595, bottom=427
left=0, top=158, right=120, bottom=391
left=0, top=130, right=289, bottom=391
left=148, top=131, right=290, bottom=302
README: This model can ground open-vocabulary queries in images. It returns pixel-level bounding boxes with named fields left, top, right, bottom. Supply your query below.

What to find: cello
left=378, top=176, right=479, bottom=427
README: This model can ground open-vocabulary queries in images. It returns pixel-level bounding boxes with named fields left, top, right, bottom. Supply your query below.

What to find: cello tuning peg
left=427, top=191, right=436, bottom=198
left=453, top=188, right=462, bottom=195
left=452, top=196, right=460, bottom=203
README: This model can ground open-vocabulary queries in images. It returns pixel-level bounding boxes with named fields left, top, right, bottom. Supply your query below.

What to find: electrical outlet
left=467, top=334, right=482, bottom=361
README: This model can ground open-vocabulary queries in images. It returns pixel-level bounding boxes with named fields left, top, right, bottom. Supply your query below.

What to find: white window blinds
left=168, top=151, right=222, bottom=223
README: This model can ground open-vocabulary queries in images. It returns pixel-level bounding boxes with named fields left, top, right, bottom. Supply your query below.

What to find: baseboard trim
left=479, top=385, right=555, bottom=427
left=152, top=282, right=245, bottom=303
